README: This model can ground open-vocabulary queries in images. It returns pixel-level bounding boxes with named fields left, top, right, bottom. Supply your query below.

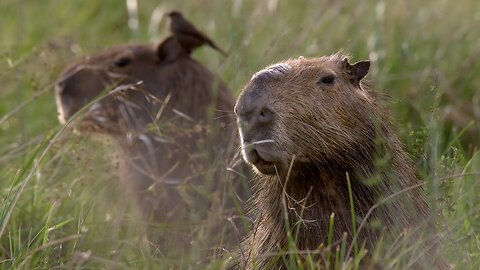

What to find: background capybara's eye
left=319, top=74, right=335, bottom=85
left=113, top=57, right=132, bottom=68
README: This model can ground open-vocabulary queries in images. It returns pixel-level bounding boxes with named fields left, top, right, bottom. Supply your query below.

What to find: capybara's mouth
left=252, top=156, right=277, bottom=175
left=243, top=147, right=279, bottom=175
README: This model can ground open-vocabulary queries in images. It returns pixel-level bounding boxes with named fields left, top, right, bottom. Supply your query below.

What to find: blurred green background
left=1, top=0, right=479, bottom=269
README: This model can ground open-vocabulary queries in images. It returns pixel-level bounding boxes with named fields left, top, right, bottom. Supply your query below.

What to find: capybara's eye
left=319, top=74, right=335, bottom=85
left=113, top=57, right=132, bottom=68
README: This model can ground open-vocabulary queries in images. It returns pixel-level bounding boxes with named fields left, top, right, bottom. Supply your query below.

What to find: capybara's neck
left=250, top=131, right=426, bottom=257
left=253, top=158, right=376, bottom=251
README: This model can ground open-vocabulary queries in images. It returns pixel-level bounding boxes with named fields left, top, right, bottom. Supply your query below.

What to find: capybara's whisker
left=252, top=139, right=275, bottom=145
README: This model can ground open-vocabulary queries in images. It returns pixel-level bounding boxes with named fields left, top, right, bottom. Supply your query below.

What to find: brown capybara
left=55, top=36, right=248, bottom=248
left=232, top=54, right=446, bottom=269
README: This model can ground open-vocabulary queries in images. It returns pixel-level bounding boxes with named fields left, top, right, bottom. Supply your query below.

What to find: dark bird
left=166, top=11, right=228, bottom=57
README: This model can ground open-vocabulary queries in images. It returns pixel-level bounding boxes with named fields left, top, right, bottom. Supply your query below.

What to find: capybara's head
left=54, top=37, right=196, bottom=133
left=235, top=54, right=376, bottom=175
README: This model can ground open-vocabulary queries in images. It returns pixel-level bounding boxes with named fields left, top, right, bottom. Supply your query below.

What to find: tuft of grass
left=346, top=172, right=358, bottom=258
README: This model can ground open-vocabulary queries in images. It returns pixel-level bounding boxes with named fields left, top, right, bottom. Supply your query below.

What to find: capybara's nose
left=55, top=79, right=66, bottom=94
left=256, top=106, right=274, bottom=124
left=55, top=76, right=72, bottom=96
left=235, top=97, right=274, bottom=129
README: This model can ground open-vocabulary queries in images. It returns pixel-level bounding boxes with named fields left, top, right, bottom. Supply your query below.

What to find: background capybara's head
left=55, top=37, right=231, bottom=135
left=235, top=54, right=378, bottom=176
left=55, top=44, right=163, bottom=125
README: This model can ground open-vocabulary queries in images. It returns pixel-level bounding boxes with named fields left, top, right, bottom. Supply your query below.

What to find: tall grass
left=1, top=0, right=479, bottom=268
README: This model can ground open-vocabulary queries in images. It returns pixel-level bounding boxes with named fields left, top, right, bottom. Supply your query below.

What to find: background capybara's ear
left=156, top=36, right=186, bottom=63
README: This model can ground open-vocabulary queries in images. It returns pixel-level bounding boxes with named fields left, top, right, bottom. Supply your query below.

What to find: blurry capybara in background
left=232, top=54, right=448, bottom=269
left=55, top=35, right=249, bottom=250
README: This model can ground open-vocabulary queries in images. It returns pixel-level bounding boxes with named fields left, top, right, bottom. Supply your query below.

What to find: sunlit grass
left=1, top=0, right=479, bottom=269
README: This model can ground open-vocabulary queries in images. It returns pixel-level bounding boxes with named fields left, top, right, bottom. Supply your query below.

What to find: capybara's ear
left=156, top=36, right=185, bottom=63
left=342, top=57, right=370, bottom=82
left=350, top=60, right=370, bottom=81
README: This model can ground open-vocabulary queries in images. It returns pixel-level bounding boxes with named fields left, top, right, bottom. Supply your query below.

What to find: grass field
left=1, top=0, right=479, bottom=269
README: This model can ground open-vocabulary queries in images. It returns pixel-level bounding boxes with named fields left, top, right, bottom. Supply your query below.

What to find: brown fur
left=233, top=54, right=446, bottom=269
left=55, top=37, right=248, bottom=244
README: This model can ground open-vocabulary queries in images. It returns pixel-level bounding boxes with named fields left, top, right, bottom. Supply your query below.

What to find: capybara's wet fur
left=233, top=54, right=446, bottom=269
left=55, top=36, right=247, bottom=252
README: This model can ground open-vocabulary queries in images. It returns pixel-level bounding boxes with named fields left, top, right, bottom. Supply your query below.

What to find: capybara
left=232, top=54, right=446, bottom=269
left=55, top=36, right=248, bottom=249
